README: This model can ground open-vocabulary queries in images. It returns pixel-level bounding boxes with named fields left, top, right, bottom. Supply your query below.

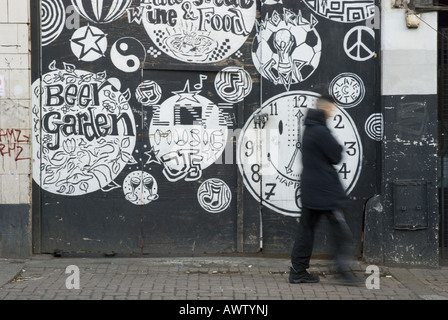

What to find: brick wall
left=0, top=0, right=31, bottom=206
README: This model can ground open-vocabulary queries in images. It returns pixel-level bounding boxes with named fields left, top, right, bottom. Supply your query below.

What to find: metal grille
left=439, top=28, right=448, bottom=259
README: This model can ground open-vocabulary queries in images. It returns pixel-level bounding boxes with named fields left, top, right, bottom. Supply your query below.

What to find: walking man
left=289, top=94, right=356, bottom=284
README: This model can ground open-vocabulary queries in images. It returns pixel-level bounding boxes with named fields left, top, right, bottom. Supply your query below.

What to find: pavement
left=1, top=254, right=448, bottom=303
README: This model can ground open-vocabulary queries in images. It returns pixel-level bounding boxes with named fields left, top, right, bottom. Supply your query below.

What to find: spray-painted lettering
left=0, top=129, right=30, bottom=162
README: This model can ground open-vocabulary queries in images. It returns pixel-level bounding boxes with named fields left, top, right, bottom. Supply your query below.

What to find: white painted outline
left=197, top=178, right=232, bottom=213
left=303, top=0, right=376, bottom=23
left=343, top=26, right=375, bottom=62
left=110, top=37, right=146, bottom=73
left=364, top=113, right=383, bottom=141
left=42, top=0, right=66, bottom=46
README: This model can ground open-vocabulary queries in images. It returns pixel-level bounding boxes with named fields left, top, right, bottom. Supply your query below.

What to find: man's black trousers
left=291, top=207, right=353, bottom=273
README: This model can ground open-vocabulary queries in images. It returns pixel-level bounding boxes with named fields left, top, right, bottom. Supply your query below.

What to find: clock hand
left=285, top=142, right=301, bottom=174
left=285, top=109, right=304, bottom=174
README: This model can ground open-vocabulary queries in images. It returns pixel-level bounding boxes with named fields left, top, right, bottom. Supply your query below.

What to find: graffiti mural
left=31, top=0, right=379, bottom=255
left=329, top=73, right=365, bottom=108
left=135, top=80, right=163, bottom=106
left=365, top=113, right=383, bottom=141
left=123, top=170, right=159, bottom=205
left=215, top=67, right=253, bottom=104
left=32, top=62, right=136, bottom=195
left=237, top=91, right=362, bottom=216
left=70, top=25, right=108, bottom=62
left=303, top=0, right=375, bottom=23
left=71, top=0, right=133, bottom=24
left=128, top=0, right=257, bottom=63
left=110, top=37, right=147, bottom=72
left=0, top=129, right=31, bottom=163
left=252, top=9, right=322, bottom=90
left=197, top=178, right=232, bottom=213
left=343, top=26, right=376, bottom=61
left=148, top=80, right=229, bottom=182
left=41, top=0, right=66, bottom=46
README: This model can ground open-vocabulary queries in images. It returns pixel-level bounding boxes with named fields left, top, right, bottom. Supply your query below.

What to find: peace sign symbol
left=343, top=26, right=375, bottom=61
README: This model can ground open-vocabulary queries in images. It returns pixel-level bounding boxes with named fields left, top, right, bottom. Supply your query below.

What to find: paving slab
left=0, top=255, right=447, bottom=303
left=0, top=259, right=26, bottom=288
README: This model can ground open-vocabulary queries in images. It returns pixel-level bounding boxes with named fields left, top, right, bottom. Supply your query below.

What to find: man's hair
left=316, top=94, right=335, bottom=108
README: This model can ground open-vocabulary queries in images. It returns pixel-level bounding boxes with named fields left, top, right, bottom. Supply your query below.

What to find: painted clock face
left=237, top=91, right=363, bottom=217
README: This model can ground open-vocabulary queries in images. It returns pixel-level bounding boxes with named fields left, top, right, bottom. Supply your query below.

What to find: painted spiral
left=41, top=0, right=66, bottom=46
left=365, top=113, right=383, bottom=141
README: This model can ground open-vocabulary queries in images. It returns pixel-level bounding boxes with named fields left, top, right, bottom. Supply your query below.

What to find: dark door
left=138, top=67, right=245, bottom=255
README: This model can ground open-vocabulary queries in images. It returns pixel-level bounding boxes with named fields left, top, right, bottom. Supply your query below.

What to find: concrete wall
left=381, top=4, right=437, bottom=95
left=0, top=0, right=32, bottom=258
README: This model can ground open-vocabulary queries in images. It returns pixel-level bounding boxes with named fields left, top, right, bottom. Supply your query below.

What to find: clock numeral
left=264, top=183, right=276, bottom=200
left=344, top=141, right=357, bottom=156
left=334, top=114, right=345, bottom=129
left=338, top=163, right=351, bottom=180
left=253, top=121, right=266, bottom=129
left=293, top=95, right=307, bottom=108
left=251, top=164, right=261, bottom=183
left=270, top=101, right=278, bottom=116
left=245, top=140, right=254, bottom=157
left=295, top=187, right=301, bottom=209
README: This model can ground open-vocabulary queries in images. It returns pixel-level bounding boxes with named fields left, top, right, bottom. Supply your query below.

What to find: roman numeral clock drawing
left=237, top=91, right=362, bottom=217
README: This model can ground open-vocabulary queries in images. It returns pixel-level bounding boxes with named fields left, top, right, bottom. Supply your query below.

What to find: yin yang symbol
left=110, top=37, right=146, bottom=73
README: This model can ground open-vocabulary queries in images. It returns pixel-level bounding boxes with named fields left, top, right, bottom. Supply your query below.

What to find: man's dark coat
left=300, top=108, right=348, bottom=211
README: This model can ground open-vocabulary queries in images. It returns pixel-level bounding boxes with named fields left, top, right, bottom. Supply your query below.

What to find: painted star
left=144, top=147, right=161, bottom=165
left=172, top=80, right=201, bottom=104
left=70, top=25, right=107, bottom=61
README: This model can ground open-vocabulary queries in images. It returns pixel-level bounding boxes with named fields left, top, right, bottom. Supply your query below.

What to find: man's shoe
left=335, top=271, right=359, bottom=286
left=289, top=268, right=320, bottom=284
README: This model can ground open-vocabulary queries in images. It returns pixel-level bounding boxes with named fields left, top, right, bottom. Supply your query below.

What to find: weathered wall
left=364, top=1, right=439, bottom=267
left=1, top=0, right=438, bottom=266
left=0, top=0, right=32, bottom=258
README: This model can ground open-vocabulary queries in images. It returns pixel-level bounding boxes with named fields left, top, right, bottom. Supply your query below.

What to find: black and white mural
left=252, top=10, right=322, bottom=90
left=148, top=79, right=229, bottom=182
left=32, top=62, right=136, bottom=196
left=134, top=0, right=256, bottom=63
left=32, top=0, right=379, bottom=255
left=237, top=91, right=362, bottom=217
